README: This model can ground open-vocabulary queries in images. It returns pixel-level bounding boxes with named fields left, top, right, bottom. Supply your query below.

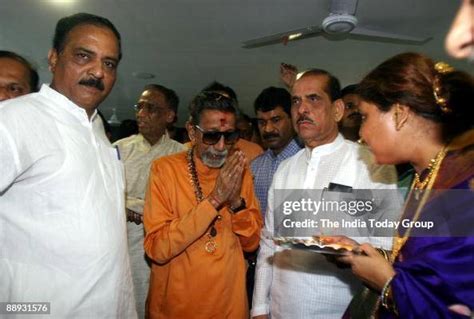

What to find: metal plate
left=274, top=237, right=353, bottom=255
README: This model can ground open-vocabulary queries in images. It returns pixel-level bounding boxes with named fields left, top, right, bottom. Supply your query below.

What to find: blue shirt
left=250, top=139, right=302, bottom=215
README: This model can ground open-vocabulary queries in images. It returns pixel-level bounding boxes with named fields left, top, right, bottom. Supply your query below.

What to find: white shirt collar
left=40, top=84, right=97, bottom=124
left=304, top=133, right=345, bottom=161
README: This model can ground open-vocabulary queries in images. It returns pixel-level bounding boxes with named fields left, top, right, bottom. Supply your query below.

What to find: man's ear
left=185, top=120, right=196, bottom=143
left=333, top=99, right=345, bottom=122
left=393, top=104, right=409, bottom=130
left=166, top=110, right=176, bottom=125
left=47, top=49, right=58, bottom=72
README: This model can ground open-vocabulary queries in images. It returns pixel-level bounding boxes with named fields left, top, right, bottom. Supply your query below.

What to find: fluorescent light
left=288, top=33, right=303, bottom=40
left=47, top=0, right=76, bottom=4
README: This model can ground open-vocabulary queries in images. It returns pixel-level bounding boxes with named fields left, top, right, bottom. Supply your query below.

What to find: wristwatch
left=229, top=198, right=246, bottom=214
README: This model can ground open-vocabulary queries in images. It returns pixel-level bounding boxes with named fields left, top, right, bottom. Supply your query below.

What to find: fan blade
left=330, top=0, right=358, bottom=15
left=242, top=25, right=322, bottom=48
left=351, top=26, right=431, bottom=43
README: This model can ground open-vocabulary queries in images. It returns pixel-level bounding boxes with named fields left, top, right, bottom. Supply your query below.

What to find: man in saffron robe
left=143, top=91, right=263, bottom=318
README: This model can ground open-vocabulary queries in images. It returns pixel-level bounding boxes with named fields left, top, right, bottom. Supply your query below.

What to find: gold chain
left=390, top=147, right=447, bottom=262
left=187, top=147, right=221, bottom=253
left=187, top=148, right=204, bottom=202
left=411, top=149, right=446, bottom=190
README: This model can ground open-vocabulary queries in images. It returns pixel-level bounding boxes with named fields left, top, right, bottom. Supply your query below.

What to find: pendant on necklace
left=205, top=237, right=218, bottom=253
left=206, top=215, right=221, bottom=251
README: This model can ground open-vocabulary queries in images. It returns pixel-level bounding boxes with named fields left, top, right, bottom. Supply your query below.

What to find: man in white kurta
left=114, top=84, right=185, bottom=318
left=0, top=13, right=136, bottom=318
left=251, top=70, right=398, bottom=319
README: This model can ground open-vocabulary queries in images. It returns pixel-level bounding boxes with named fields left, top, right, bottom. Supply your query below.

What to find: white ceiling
left=0, top=0, right=470, bottom=125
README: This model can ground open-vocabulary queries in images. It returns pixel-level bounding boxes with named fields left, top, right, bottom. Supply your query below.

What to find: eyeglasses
left=133, top=102, right=167, bottom=114
left=194, top=125, right=240, bottom=145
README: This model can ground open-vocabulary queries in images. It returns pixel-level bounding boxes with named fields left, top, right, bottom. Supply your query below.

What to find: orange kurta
left=143, top=151, right=263, bottom=319
left=235, top=139, right=264, bottom=162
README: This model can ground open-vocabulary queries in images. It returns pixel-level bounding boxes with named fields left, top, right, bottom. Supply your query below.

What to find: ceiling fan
left=242, top=0, right=431, bottom=48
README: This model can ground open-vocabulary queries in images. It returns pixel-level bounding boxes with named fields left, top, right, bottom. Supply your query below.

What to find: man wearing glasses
left=114, top=84, right=185, bottom=318
left=143, top=92, right=263, bottom=318
left=251, top=69, right=397, bottom=319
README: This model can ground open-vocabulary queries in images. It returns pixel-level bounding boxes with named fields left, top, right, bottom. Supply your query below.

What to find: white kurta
left=114, top=133, right=185, bottom=318
left=0, top=85, right=137, bottom=319
left=251, top=134, right=398, bottom=319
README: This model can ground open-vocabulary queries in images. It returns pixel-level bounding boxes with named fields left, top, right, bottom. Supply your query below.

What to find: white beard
left=201, top=148, right=228, bottom=168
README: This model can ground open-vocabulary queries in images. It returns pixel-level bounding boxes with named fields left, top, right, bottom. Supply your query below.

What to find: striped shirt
left=251, top=139, right=302, bottom=215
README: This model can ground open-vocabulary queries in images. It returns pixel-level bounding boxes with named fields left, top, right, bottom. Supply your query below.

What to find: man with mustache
left=0, top=50, right=39, bottom=101
left=251, top=86, right=301, bottom=215
left=247, top=86, right=302, bottom=307
left=143, top=91, right=263, bottom=318
left=0, top=13, right=136, bottom=318
left=114, top=84, right=185, bottom=318
left=339, top=84, right=362, bottom=142
left=251, top=69, right=397, bottom=319
left=280, top=65, right=363, bottom=143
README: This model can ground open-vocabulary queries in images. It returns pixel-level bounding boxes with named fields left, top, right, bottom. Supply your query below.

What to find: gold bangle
left=382, top=286, right=391, bottom=308
left=381, top=275, right=397, bottom=313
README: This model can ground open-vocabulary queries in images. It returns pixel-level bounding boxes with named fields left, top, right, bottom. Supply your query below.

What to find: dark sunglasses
left=195, top=125, right=240, bottom=145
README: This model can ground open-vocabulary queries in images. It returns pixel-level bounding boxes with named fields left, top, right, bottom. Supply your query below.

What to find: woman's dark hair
left=357, top=52, right=474, bottom=141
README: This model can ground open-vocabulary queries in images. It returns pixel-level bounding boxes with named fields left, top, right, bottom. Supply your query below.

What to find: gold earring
left=393, top=104, right=402, bottom=131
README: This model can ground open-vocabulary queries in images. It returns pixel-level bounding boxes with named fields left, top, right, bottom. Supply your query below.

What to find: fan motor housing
left=322, top=14, right=358, bottom=34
